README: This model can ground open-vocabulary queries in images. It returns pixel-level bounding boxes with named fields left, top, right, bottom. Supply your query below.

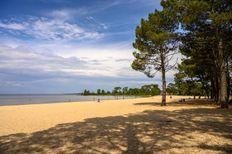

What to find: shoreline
left=0, top=94, right=193, bottom=107
left=0, top=96, right=138, bottom=107
left=0, top=95, right=140, bottom=106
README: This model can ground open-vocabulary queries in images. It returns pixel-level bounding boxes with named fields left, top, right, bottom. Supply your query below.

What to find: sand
left=0, top=95, right=189, bottom=136
left=0, top=95, right=231, bottom=153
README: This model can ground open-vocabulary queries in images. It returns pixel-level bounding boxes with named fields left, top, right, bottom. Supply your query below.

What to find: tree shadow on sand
left=134, top=98, right=215, bottom=107
left=0, top=104, right=232, bottom=153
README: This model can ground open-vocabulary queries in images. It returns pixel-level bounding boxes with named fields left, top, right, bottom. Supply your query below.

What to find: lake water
left=0, top=94, right=137, bottom=106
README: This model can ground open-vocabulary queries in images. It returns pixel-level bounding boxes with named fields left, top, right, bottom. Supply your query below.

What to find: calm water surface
left=0, top=94, right=137, bottom=106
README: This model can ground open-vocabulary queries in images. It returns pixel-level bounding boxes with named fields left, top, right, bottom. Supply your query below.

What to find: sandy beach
left=0, top=96, right=231, bottom=153
left=0, top=95, right=189, bottom=136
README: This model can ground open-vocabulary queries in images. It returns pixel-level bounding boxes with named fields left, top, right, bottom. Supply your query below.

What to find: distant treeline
left=82, top=84, right=161, bottom=96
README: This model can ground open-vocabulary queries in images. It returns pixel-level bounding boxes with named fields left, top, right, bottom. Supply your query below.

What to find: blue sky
left=0, top=0, right=178, bottom=94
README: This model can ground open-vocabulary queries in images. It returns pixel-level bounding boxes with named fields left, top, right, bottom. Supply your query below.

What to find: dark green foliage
left=97, top=89, right=101, bottom=95
left=125, top=84, right=161, bottom=96
left=83, top=89, right=91, bottom=95
left=166, top=83, right=178, bottom=95
left=161, top=0, right=232, bottom=108
left=169, top=61, right=208, bottom=96
left=81, top=84, right=161, bottom=96
left=132, top=8, right=178, bottom=106
left=141, top=84, right=161, bottom=96
left=112, top=87, right=122, bottom=95
left=132, top=10, right=178, bottom=77
left=101, top=90, right=105, bottom=95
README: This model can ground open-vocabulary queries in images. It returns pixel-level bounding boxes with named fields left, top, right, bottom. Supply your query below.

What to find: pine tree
left=132, top=10, right=178, bottom=106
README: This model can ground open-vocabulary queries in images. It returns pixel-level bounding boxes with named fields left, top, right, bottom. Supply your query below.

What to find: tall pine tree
left=132, top=10, right=178, bottom=106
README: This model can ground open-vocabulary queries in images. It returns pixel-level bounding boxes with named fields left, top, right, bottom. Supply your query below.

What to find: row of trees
left=132, top=0, right=232, bottom=108
left=82, top=84, right=161, bottom=96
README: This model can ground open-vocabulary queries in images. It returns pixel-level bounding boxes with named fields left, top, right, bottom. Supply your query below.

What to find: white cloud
left=0, top=32, right=182, bottom=83
left=0, top=17, right=103, bottom=41
left=86, top=16, right=108, bottom=30
left=0, top=43, right=134, bottom=78
left=0, top=41, right=179, bottom=93
left=0, top=23, right=25, bottom=30
left=48, top=8, right=88, bottom=21
left=0, top=39, right=180, bottom=80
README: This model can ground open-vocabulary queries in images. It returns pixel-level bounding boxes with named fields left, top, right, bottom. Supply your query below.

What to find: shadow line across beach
left=0, top=103, right=232, bottom=153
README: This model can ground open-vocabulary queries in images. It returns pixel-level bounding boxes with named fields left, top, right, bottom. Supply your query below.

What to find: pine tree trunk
left=216, top=76, right=219, bottom=102
left=227, top=61, right=230, bottom=99
left=218, top=40, right=228, bottom=108
left=161, top=68, right=166, bottom=106
left=218, top=75, right=221, bottom=104
left=220, top=68, right=228, bottom=108
left=210, top=79, right=215, bottom=99
left=160, top=49, right=166, bottom=106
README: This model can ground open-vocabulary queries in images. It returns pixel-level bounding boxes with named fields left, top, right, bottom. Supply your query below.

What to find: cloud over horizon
left=0, top=0, right=175, bottom=94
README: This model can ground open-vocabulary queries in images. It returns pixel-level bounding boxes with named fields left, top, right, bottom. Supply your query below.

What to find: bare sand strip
left=0, top=96, right=231, bottom=153
left=0, top=96, right=191, bottom=136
